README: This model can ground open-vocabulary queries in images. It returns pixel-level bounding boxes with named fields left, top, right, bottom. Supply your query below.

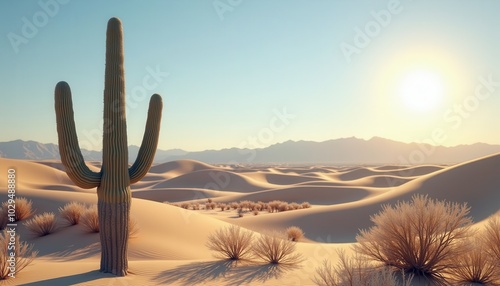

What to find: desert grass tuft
left=24, top=212, right=58, bottom=237
left=59, top=201, right=86, bottom=225
left=313, top=250, right=413, bottom=286
left=0, top=231, right=38, bottom=280
left=80, top=205, right=99, bottom=233
left=252, top=231, right=303, bottom=265
left=355, top=194, right=472, bottom=284
left=1, top=197, right=34, bottom=222
left=286, top=226, right=304, bottom=242
left=206, top=225, right=253, bottom=260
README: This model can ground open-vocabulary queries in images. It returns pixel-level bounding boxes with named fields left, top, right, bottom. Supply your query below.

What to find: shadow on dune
left=153, top=260, right=236, bottom=285
left=21, top=270, right=114, bottom=286
left=153, top=260, right=300, bottom=285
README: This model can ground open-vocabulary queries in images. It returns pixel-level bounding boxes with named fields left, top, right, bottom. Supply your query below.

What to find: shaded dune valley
left=1, top=153, right=499, bottom=285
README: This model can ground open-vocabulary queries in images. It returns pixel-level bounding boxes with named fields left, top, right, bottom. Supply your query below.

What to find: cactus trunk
left=54, top=17, right=163, bottom=276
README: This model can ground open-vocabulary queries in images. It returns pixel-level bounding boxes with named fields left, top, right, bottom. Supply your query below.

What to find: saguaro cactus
left=54, top=17, right=162, bottom=276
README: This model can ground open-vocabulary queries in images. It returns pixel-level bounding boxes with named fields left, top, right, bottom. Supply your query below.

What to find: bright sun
left=398, top=69, right=445, bottom=112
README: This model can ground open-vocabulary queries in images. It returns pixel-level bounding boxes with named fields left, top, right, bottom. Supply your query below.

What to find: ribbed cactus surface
left=54, top=17, right=163, bottom=276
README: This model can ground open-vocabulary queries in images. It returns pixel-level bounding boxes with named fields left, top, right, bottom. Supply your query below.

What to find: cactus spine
left=54, top=17, right=162, bottom=276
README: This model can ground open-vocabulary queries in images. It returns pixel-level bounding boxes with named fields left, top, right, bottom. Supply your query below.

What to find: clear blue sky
left=1, top=0, right=500, bottom=151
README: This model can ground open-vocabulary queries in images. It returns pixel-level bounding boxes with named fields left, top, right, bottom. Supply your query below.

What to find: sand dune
left=0, top=154, right=498, bottom=285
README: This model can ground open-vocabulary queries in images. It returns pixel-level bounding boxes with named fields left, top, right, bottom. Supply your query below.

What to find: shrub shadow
left=153, top=260, right=237, bottom=285
left=154, top=260, right=301, bottom=285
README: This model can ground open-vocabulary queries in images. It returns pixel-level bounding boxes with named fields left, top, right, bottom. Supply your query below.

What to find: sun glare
left=397, top=69, right=445, bottom=112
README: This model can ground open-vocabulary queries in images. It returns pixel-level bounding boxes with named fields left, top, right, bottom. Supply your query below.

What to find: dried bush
left=313, top=250, right=413, bottom=286
left=0, top=231, right=38, bottom=280
left=278, top=202, right=289, bottom=212
left=59, top=201, right=86, bottom=225
left=301, top=202, right=311, bottom=209
left=80, top=205, right=100, bottom=233
left=286, top=226, right=304, bottom=242
left=268, top=200, right=282, bottom=213
left=206, top=225, right=253, bottom=260
left=24, top=212, right=58, bottom=237
left=253, top=210, right=259, bottom=216
left=252, top=231, right=303, bottom=264
left=180, top=202, right=190, bottom=209
left=230, top=202, right=239, bottom=210
left=237, top=208, right=244, bottom=217
left=289, top=202, right=301, bottom=210
left=1, top=197, right=34, bottom=222
left=447, top=237, right=499, bottom=285
left=483, top=214, right=500, bottom=263
left=355, top=195, right=473, bottom=284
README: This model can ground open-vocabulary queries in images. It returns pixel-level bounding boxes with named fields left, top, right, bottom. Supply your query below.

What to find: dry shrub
left=24, top=212, right=58, bottom=237
left=447, top=237, right=499, bottom=285
left=1, top=197, right=34, bottom=222
left=230, top=202, right=239, bottom=210
left=278, top=202, right=289, bottom=212
left=355, top=194, right=472, bottom=284
left=301, top=202, right=311, bottom=209
left=180, top=202, right=190, bottom=209
left=80, top=205, right=99, bottom=233
left=252, top=231, right=303, bottom=265
left=268, top=200, right=282, bottom=213
left=253, top=210, right=259, bottom=216
left=313, top=250, right=413, bottom=286
left=286, top=226, right=304, bottom=242
left=0, top=231, right=38, bottom=280
left=59, top=201, right=85, bottom=225
left=206, top=225, right=253, bottom=260
left=237, top=208, right=244, bottom=217
left=289, top=202, right=301, bottom=210
left=483, top=214, right=500, bottom=263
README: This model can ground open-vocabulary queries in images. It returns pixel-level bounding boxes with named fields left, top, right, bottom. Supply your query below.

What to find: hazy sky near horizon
left=2, top=0, right=500, bottom=151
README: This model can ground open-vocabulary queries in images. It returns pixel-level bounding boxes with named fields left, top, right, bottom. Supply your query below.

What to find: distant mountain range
left=1, top=137, right=499, bottom=165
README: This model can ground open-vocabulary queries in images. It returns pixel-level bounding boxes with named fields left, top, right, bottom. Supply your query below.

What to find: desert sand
left=0, top=153, right=499, bottom=285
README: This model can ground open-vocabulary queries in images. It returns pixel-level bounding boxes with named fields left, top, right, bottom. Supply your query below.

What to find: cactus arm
left=129, top=94, right=163, bottom=184
left=54, top=81, right=101, bottom=189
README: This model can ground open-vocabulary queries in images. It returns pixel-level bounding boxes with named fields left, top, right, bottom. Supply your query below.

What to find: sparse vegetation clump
left=286, top=226, right=304, bottom=242
left=24, top=212, right=58, bottom=237
left=0, top=231, right=38, bottom=280
left=206, top=225, right=253, bottom=260
left=313, top=250, right=413, bottom=286
left=483, top=214, right=500, bottom=263
left=447, top=237, right=499, bottom=285
left=252, top=231, right=303, bottom=265
left=1, top=197, right=34, bottom=222
left=59, top=201, right=86, bottom=225
left=355, top=194, right=473, bottom=283
left=80, top=205, right=100, bottom=233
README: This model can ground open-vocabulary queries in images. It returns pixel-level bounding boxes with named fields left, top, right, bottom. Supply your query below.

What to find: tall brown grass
left=355, top=195, right=473, bottom=284
left=1, top=197, right=34, bottom=222
left=24, top=212, right=58, bottom=237
left=313, top=250, right=413, bottom=286
left=447, top=237, right=499, bottom=285
left=286, top=226, right=304, bottom=242
left=252, top=231, right=302, bottom=265
left=0, top=231, right=38, bottom=280
left=59, top=201, right=85, bottom=225
left=80, top=205, right=99, bottom=233
left=206, top=225, right=253, bottom=260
